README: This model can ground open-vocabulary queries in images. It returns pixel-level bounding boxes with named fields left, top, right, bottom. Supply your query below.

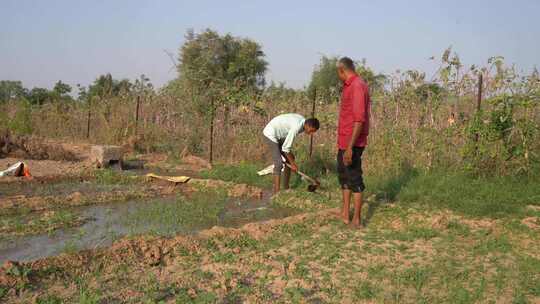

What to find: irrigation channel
left=0, top=191, right=297, bottom=263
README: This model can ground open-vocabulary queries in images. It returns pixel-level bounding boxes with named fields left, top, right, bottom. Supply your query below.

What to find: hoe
left=283, top=162, right=320, bottom=192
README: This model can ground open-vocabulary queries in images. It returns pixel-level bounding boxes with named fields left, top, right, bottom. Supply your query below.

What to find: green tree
left=87, top=74, right=133, bottom=99
left=134, top=74, right=154, bottom=96
left=0, top=80, right=28, bottom=103
left=28, top=87, right=52, bottom=105
left=52, top=80, right=71, bottom=96
left=307, top=56, right=340, bottom=102
left=307, top=56, right=386, bottom=103
left=51, top=80, right=74, bottom=102
left=178, top=28, right=267, bottom=107
left=356, top=59, right=387, bottom=94
left=177, top=28, right=267, bottom=161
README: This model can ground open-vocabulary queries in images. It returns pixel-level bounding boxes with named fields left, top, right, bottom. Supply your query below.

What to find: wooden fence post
left=476, top=73, right=483, bottom=112
left=309, top=89, right=316, bottom=158
left=209, top=97, right=214, bottom=164
left=86, top=99, right=91, bottom=139
left=135, top=95, right=140, bottom=136
left=474, top=73, right=483, bottom=147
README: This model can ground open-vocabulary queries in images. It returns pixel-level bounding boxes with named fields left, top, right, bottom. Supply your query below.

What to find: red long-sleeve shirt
left=338, top=74, right=370, bottom=149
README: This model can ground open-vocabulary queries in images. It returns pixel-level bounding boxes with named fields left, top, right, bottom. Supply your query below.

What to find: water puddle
left=0, top=191, right=296, bottom=263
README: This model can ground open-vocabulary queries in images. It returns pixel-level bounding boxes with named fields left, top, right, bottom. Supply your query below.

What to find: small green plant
left=354, top=281, right=380, bottom=300
left=94, top=169, right=137, bottom=185
left=6, top=263, right=32, bottom=279
left=75, top=276, right=101, bottom=304
left=36, top=295, right=63, bottom=304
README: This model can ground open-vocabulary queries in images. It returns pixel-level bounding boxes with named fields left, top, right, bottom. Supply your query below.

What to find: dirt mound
left=0, top=132, right=80, bottom=161
left=182, top=155, right=212, bottom=170
left=521, top=217, right=539, bottom=230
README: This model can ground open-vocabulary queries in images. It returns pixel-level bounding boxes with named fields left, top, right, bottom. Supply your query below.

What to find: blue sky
left=1, top=0, right=538, bottom=90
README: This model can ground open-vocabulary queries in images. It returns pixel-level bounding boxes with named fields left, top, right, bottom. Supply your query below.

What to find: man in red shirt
left=336, top=57, right=371, bottom=228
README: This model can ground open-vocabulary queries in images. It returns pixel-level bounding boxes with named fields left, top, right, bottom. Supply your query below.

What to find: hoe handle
left=284, top=163, right=320, bottom=185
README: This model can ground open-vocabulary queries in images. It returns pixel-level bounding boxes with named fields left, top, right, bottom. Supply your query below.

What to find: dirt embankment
left=0, top=133, right=89, bottom=162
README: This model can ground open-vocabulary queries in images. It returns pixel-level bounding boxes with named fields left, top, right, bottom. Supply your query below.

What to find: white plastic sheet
left=0, top=161, right=25, bottom=177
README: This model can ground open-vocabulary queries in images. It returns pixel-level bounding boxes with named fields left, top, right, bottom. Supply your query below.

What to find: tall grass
left=368, top=168, right=540, bottom=218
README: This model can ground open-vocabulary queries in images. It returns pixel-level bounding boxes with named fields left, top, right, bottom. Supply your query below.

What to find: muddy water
left=0, top=192, right=296, bottom=263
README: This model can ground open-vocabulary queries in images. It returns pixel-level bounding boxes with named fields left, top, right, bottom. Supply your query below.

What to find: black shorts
left=337, top=147, right=365, bottom=193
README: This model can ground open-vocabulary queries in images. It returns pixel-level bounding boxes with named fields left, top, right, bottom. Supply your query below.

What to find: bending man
left=263, top=113, right=319, bottom=193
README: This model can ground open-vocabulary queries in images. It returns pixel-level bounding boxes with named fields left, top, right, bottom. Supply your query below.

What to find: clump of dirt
left=429, top=211, right=452, bottom=229
left=527, top=205, right=540, bottom=212
left=181, top=153, right=212, bottom=170
left=521, top=217, right=539, bottom=230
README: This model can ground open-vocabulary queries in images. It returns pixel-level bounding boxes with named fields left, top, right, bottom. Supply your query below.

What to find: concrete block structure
left=90, top=145, right=123, bottom=168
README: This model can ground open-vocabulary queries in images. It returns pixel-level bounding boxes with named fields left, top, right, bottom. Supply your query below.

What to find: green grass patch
left=369, top=168, right=540, bottom=219
left=0, top=210, right=83, bottom=238
left=93, top=168, right=140, bottom=185
left=384, top=226, right=440, bottom=242
left=446, top=220, right=471, bottom=236
left=200, top=162, right=270, bottom=188
left=36, top=295, right=63, bottom=304
left=354, top=281, right=381, bottom=300
left=125, top=190, right=228, bottom=236
left=473, top=235, right=512, bottom=254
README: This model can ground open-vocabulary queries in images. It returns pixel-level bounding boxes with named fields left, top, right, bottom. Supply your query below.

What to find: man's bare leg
left=273, top=175, right=281, bottom=194
left=283, top=166, right=291, bottom=189
left=351, top=192, right=363, bottom=228
left=341, top=189, right=351, bottom=224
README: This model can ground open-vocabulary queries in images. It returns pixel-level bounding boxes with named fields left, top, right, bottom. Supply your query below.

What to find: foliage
left=6, top=99, right=33, bottom=134
left=307, top=56, right=386, bottom=103
left=178, top=28, right=267, bottom=116
left=307, top=56, right=340, bottom=102
left=355, top=59, right=387, bottom=94
left=0, top=80, right=74, bottom=105
left=463, top=77, right=539, bottom=175
left=27, top=87, right=52, bottom=105
left=0, top=80, right=28, bottom=103
left=86, top=73, right=133, bottom=100
left=52, top=80, right=71, bottom=97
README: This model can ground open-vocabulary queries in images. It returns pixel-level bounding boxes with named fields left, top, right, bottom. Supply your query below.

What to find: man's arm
left=344, top=123, right=363, bottom=165
left=344, top=84, right=367, bottom=165
left=281, top=125, right=300, bottom=171
left=281, top=151, right=297, bottom=172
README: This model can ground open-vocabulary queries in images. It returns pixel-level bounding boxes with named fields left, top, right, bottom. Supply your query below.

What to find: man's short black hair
left=338, top=57, right=355, bottom=71
left=305, top=118, right=320, bottom=130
